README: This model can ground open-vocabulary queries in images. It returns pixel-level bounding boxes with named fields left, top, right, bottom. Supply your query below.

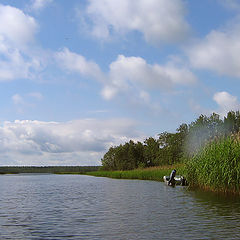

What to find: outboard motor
left=181, top=176, right=187, bottom=186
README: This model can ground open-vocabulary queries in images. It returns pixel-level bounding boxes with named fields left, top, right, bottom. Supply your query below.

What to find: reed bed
left=86, top=164, right=185, bottom=182
left=185, top=136, right=240, bottom=194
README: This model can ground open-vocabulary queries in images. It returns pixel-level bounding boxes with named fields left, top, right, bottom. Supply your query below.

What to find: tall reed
left=185, top=136, right=240, bottom=193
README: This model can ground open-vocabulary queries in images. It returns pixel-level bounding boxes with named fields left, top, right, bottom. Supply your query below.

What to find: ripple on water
left=0, top=174, right=239, bottom=239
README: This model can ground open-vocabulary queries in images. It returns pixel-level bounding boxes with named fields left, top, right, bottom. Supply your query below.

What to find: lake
left=0, top=174, right=239, bottom=239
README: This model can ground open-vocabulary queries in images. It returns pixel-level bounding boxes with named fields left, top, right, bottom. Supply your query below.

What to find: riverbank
left=85, top=164, right=185, bottom=182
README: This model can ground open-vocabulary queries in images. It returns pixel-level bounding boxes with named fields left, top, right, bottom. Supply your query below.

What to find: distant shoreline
left=0, top=166, right=100, bottom=174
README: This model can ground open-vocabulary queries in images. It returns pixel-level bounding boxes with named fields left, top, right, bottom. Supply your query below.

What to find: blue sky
left=0, top=0, right=240, bottom=166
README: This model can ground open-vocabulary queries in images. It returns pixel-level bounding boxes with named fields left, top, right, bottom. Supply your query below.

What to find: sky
left=0, top=0, right=240, bottom=166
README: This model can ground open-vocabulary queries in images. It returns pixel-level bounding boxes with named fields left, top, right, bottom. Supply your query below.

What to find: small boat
left=163, top=175, right=187, bottom=186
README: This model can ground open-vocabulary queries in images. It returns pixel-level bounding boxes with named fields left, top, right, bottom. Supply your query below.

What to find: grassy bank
left=185, top=136, right=240, bottom=194
left=86, top=164, right=185, bottom=182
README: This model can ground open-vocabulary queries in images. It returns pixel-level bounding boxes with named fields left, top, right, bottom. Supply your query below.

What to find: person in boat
left=168, top=169, right=176, bottom=186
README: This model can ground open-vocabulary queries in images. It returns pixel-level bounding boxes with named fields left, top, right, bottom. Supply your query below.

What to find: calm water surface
left=0, top=174, right=240, bottom=239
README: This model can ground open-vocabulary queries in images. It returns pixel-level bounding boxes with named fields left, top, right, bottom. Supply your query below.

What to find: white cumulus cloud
left=102, top=55, right=197, bottom=100
left=0, top=118, right=143, bottom=165
left=55, top=47, right=104, bottom=81
left=213, top=91, right=240, bottom=116
left=56, top=49, right=197, bottom=102
left=187, top=21, right=240, bottom=78
left=0, top=4, right=37, bottom=46
left=0, top=4, right=42, bottom=81
left=80, top=0, right=190, bottom=45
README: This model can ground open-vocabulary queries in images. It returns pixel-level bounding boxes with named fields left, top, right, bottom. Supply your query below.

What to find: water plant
left=185, top=135, right=240, bottom=194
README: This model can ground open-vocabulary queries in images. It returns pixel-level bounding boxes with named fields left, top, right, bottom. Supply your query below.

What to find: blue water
left=0, top=174, right=239, bottom=239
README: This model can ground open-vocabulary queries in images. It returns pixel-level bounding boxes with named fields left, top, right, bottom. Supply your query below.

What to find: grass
left=185, top=136, right=240, bottom=194
left=85, top=164, right=185, bottom=182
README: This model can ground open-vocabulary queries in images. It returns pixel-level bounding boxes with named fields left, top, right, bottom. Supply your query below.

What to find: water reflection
left=180, top=189, right=240, bottom=239
left=187, top=189, right=240, bottom=222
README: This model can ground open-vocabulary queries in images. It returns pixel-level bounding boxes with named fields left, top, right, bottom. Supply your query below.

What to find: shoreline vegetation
left=97, top=111, right=240, bottom=195
left=85, top=164, right=185, bottom=182
left=0, top=166, right=100, bottom=174
left=1, top=111, right=240, bottom=195
left=185, top=134, right=240, bottom=195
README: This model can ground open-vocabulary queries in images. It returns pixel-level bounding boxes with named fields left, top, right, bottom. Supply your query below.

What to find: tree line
left=101, top=111, right=240, bottom=170
left=0, top=166, right=100, bottom=174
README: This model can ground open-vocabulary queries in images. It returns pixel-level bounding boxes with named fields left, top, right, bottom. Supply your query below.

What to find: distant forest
left=101, top=111, right=240, bottom=171
left=0, top=166, right=100, bottom=174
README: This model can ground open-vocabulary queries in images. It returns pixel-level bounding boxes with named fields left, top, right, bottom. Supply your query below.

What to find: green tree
left=143, top=137, right=160, bottom=166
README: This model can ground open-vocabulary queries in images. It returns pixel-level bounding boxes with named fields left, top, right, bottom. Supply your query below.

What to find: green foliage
left=101, top=128, right=187, bottom=171
left=185, top=135, right=240, bottom=193
left=101, top=109, right=240, bottom=189
left=158, top=129, right=186, bottom=165
left=224, top=111, right=240, bottom=134
left=101, top=140, right=145, bottom=170
left=87, top=164, right=185, bottom=181
left=185, top=111, right=240, bottom=156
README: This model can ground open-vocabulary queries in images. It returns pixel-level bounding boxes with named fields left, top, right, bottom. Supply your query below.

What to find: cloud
left=139, top=90, right=150, bottom=103
left=0, top=4, right=42, bottom=81
left=55, top=47, right=104, bottom=81
left=0, top=118, right=143, bottom=165
left=0, top=46, right=41, bottom=81
left=190, top=92, right=240, bottom=117
left=12, top=92, right=43, bottom=114
left=12, top=92, right=43, bottom=104
left=213, top=91, right=240, bottom=116
left=79, top=0, right=190, bottom=45
left=28, top=92, right=43, bottom=100
left=0, top=4, right=37, bottom=46
left=12, top=94, right=24, bottom=105
left=56, top=49, right=197, bottom=105
left=30, top=0, right=53, bottom=11
left=102, top=55, right=197, bottom=100
left=219, top=0, right=240, bottom=11
left=187, top=21, right=240, bottom=78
